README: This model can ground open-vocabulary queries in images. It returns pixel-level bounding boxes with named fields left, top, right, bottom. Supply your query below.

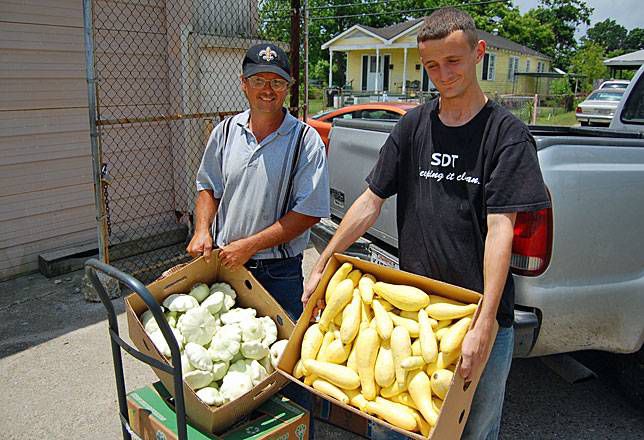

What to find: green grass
left=306, top=98, right=327, bottom=116
left=535, top=110, right=577, bottom=126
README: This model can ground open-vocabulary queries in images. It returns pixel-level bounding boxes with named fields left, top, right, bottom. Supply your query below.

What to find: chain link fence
left=493, top=94, right=576, bottom=125
left=87, top=0, right=295, bottom=281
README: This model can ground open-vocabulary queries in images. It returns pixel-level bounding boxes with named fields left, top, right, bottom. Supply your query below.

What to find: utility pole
left=289, top=0, right=301, bottom=118
left=303, top=0, right=309, bottom=121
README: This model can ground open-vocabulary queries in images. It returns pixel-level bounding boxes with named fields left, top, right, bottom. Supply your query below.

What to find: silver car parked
left=576, top=88, right=625, bottom=126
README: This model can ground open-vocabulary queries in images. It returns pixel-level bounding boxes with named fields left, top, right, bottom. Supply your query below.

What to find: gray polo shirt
left=196, top=109, right=330, bottom=259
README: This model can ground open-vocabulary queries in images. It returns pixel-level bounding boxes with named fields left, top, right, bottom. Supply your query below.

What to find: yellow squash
left=426, top=302, right=477, bottom=321
left=301, top=323, right=324, bottom=361
left=400, top=355, right=425, bottom=370
left=316, top=326, right=336, bottom=361
left=375, top=340, right=396, bottom=388
left=419, top=309, right=438, bottom=364
left=437, top=347, right=461, bottom=369
left=431, top=369, right=454, bottom=400
left=389, top=312, right=420, bottom=337
left=391, top=326, right=412, bottom=387
left=408, top=370, right=439, bottom=426
left=312, top=378, right=350, bottom=404
left=303, top=359, right=361, bottom=390
left=440, top=316, right=472, bottom=353
left=319, top=279, right=354, bottom=331
left=325, top=262, right=353, bottom=303
left=373, top=282, right=430, bottom=311
left=358, top=273, right=377, bottom=304
left=372, top=299, right=394, bottom=340
left=429, top=294, right=467, bottom=306
left=340, top=289, right=362, bottom=344
left=365, top=397, right=418, bottom=432
left=347, top=269, right=362, bottom=287
left=355, top=327, right=380, bottom=400
left=391, top=392, right=418, bottom=410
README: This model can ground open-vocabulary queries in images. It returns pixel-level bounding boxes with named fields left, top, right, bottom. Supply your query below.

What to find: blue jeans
left=245, top=254, right=315, bottom=438
left=461, top=326, right=514, bottom=440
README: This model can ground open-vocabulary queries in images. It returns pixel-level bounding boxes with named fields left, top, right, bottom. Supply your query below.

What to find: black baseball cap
left=242, top=43, right=291, bottom=82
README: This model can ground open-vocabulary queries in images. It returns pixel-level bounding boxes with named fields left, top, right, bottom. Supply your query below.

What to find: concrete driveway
left=1, top=247, right=642, bottom=439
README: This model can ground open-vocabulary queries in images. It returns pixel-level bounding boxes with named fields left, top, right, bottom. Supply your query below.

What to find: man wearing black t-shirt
left=303, top=7, right=550, bottom=439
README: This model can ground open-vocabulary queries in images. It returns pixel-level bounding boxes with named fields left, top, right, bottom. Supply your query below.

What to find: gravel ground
left=0, top=246, right=642, bottom=439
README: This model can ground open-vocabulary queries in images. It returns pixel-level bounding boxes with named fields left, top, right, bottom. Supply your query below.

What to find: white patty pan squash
left=178, top=306, right=217, bottom=346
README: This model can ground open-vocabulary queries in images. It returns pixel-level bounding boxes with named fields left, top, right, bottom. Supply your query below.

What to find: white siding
left=0, top=1, right=96, bottom=280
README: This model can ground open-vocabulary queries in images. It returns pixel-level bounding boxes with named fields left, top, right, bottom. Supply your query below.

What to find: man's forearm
left=478, top=212, right=517, bottom=328
left=316, top=189, right=384, bottom=270
left=243, top=211, right=320, bottom=255
left=194, top=190, right=219, bottom=234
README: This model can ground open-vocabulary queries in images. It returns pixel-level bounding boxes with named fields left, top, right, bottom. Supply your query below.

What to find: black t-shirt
left=366, top=98, right=550, bottom=327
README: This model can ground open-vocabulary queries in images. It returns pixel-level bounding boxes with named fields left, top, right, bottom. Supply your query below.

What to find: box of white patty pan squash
left=277, top=253, right=498, bottom=439
left=125, top=251, right=294, bottom=434
left=127, top=382, right=309, bottom=440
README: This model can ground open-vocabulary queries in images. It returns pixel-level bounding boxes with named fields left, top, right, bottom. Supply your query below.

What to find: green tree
left=569, top=41, right=607, bottom=92
left=532, top=0, right=593, bottom=69
left=258, top=0, right=577, bottom=85
left=550, top=77, right=572, bottom=95
left=624, top=28, right=644, bottom=51
left=487, top=7, right=556, bottom=58
left=586, top=19, right=627, bottom=53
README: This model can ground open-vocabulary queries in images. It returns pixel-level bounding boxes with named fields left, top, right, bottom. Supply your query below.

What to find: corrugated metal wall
left=0, top=0, right=96, bottom=280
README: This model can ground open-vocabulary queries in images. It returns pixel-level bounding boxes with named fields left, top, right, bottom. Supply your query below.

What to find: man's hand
left=186, top=230, right=213, bottom=262
left=302, top=267, right=323, bottom=306
left=459, top=321, right=494, bottom=381
left=219, top=238, right=257, bottom=269
left=302, top=268, right=326, bottom=322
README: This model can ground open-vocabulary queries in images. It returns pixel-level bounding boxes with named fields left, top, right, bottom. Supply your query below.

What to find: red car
left=306, top=102, right=416, bottom=148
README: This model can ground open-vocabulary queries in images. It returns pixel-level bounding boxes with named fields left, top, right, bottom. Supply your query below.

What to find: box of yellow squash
left=277, top=253, right=498, bottom=439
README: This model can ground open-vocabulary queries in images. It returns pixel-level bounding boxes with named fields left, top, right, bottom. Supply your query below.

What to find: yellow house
left=321, top=19, right=553, bottom=97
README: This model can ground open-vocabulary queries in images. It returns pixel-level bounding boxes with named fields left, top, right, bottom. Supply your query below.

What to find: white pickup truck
left=311, top=66, right=644, bottom=400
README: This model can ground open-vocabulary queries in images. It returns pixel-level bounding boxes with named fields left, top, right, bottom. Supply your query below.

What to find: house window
left=537, top=61, right=546, bottom=73
left=482, top=53, right=496, bottom=81
left=507, top=56, right=519, bottom=81
left=526, top=59, right=531, bottom=72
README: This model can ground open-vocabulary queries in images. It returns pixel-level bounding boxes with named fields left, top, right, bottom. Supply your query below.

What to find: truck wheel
left=614, top=347, right=644, bottom=410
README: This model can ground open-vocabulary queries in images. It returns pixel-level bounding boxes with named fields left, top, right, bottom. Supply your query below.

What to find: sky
left=513, top=0, right=644, bottom=38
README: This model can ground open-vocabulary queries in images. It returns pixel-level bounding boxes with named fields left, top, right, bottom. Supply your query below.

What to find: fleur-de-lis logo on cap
left=259, top=46, right=278, bottom=62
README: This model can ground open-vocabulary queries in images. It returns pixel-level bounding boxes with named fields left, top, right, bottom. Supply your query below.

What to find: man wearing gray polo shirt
left=188, top=43, right=330, bottom=323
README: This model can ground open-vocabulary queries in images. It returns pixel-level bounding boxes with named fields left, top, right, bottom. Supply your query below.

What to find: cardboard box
left=125, top=251, right=294, bottom=434
left=313, top=395, right=410, bottom=440
left=127, top=382, right=309, bottom=440
left=277, top=254, right=498, bottom=440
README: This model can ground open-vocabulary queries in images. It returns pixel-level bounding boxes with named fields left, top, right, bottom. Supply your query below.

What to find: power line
left=309, top=0, right=413, bottom=11
left=261, top=0, right=511, bottom=23
left=310, top=0, right=511, bottom=21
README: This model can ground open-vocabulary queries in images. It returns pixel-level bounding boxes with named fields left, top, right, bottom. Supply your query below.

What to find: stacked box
left=127, top=382, right=309, bottom=440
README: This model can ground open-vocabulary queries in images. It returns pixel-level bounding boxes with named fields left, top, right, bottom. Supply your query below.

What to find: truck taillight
left=511, top=207, right=553, bottom=276
left=576, top=106, right=582, bottom=113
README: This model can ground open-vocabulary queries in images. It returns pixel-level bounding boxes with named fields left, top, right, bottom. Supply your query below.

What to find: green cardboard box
left=127, top=383, right=309, bottom=440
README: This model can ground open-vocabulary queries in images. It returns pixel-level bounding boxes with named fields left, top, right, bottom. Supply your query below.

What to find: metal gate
left=83, top=0, right=299, bottom=281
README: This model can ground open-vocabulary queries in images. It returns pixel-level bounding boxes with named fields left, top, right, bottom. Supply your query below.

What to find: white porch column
left=328, top=49, right=333, bottom=87
left=375, top=47, right=380, bottom=94
left=402, top=47, right=408, bottom=95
